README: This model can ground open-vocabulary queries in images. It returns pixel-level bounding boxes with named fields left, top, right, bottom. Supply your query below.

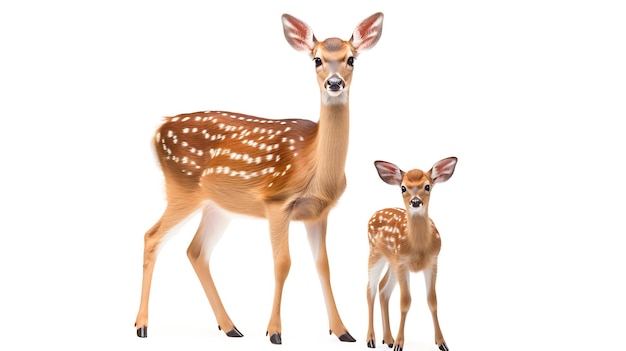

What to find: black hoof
left=382, top=340, right=393, bottom=348
left=136, top=326, right=147, bottom=338
left=439, top=342, right=449, bottom=351
left=268, top=332, right=282, bottom=344
left=226, top=327, right=243, bottom=337
left=338, top=332, right=356, bottom=342
left=367, top=339, right=375, bottom=348
left=393, top=345, right=402, bottom=351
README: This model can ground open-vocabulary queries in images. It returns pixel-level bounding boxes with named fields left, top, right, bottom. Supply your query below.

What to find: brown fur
left=366, top=157, right=457, bottom=351
left=134, top=12, right=384, bottom=343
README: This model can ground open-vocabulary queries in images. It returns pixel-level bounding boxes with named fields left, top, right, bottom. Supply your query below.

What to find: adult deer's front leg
left=305, top=218, right=355, bottom=342
left=187, top=203, right=242, bottom=337
left=424, top=264, right=449, bottom=351
left=266, top=208, right=292, bottom=344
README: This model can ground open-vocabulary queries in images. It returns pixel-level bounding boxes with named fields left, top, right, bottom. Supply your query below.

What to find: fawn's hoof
left=338, top=332, right=356, bottom=342
left=393, top=345, right=403, bottom=351
left=268, top=332, right=282, bottom=344
left=367, top=339, right=376, bottom=348
left=383, top=340, right=393, bottom=348
left=136, top=326, right=147, bottom=338
left=439, top=342, right=449, bottom=351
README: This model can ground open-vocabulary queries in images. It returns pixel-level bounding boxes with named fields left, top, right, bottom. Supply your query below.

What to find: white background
left=1, top=1, right=625, bottom=350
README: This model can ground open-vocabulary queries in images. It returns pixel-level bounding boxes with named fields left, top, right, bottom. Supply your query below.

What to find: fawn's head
left=374, top=157, right=458, bottom=216
left=281, top=13, right=383, bottom=105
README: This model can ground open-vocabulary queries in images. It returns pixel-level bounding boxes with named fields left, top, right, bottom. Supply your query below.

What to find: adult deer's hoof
left=225, top=327, right=243, bottom=337
left=338, top=332, right=356, bottom=342
left=367, top=339, right=375, bottom=348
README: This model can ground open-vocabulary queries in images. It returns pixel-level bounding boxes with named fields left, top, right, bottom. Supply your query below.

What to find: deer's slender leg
left=425, top=263, right=448, bottom=350
left=187, top=202, right=242, bottom=337
left=393, top=269, right=411, bottom=351
left=366, top=257, right=386, bottom=348
left=265, top=207, right=291, bottom=344
left=305, top=219, right=355, bottom=342
left=135, top=202, right=200, bottom=337
left=379, top=267, right=397, bottom=348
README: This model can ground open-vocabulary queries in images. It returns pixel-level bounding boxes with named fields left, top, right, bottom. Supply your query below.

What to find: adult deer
left=134, top=13, right=384, bottom=344
left=366, top=157, right=457, bottom=351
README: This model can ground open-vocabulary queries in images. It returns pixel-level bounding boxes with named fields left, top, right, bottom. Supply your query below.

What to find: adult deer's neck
left=310, top=101, right=350, bottom=196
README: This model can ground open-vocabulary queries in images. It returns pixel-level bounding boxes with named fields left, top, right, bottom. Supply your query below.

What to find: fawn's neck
left=406, top=211, right=434, bottom=251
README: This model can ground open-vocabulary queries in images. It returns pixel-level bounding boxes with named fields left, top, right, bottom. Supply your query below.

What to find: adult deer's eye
left=347, top=57, right=355, bottom=66
left=425, top=184, right=430, bottom=192
left=314, top=57, right=322, bottom=67
left=401, top=185, right=407, bottom=193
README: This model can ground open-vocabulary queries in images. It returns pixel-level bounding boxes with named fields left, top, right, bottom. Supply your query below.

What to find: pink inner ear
left=352, top=13, right=383, bottom=51
left=375, top=161, right=402, bottom=185
left=431, top=158, right=457, bottom=183
left=282, top=15, right=314, bottom=51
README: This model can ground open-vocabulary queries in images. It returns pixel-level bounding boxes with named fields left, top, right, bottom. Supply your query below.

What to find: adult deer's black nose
left=326, top=76, right=344, bottom=91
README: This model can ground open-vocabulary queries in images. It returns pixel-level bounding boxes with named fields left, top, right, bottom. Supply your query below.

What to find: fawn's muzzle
left=410, top=198, right=423, bottom=208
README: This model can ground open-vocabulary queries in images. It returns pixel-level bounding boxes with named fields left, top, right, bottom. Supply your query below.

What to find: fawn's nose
left=326, top=76, right=344, bottom=91
left=410, top=198, right=423, bottom=208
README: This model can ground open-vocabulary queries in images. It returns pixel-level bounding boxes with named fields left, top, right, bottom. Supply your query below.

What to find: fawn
left=366, top=157, right=458, bottom=351
left=134, top=13, right=384, bottom=344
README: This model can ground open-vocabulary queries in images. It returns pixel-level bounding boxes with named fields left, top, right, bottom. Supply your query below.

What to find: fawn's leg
left=379, top=267, right=397, bottom=348
left=424, top=263, right=449, bottom=351
left=186, top=202, right=242, bottom=337
left=366, top=256, right=386, bottom=348
left=393, top=269, right=411, bottom=351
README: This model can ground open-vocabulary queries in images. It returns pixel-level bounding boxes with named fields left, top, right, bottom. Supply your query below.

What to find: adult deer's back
left=135, top=12, right=383, bottom=345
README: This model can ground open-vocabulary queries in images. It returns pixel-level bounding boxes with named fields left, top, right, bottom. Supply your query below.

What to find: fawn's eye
left=401, top=185, right=407, bottom=193
left=424, top=184, right=430, bottom=192
left=347, top=57, right=355, bottom=66
left=314, top=57, right=322, bottom=67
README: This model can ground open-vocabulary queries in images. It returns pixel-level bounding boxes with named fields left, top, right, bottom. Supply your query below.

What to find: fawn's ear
left=430, top=157, right=458, bottom=184
left=374, top=160, right=404, bottom=186
left=282, top=14, right=317, bottom=53
left=350, top=12, right=384, bottom=54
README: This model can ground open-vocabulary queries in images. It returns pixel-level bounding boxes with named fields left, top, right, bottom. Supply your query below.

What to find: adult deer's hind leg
left=305, top=218, right=355, bottom=342
left=135, top=202, right=200, bottom=338
left=187, top=202, right=242, bottom=337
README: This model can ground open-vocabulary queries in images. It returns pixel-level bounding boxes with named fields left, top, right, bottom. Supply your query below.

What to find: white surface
left=1, top=1, right=624, bottom=350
